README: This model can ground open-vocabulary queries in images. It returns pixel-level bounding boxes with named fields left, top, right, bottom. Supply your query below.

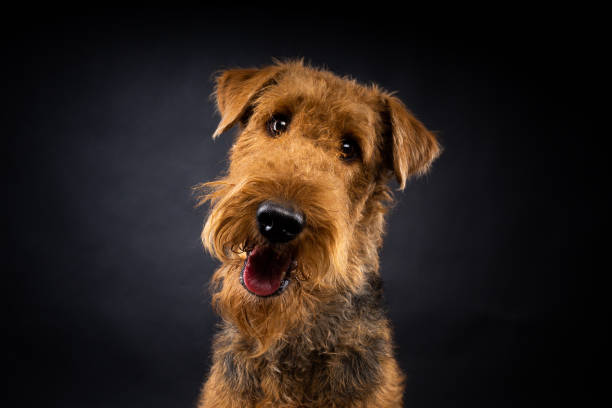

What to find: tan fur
left=195, top=60, right=440, bottom=407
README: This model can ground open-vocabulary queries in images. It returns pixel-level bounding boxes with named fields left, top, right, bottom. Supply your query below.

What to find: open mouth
left=240, top=245, right=294, bottom=297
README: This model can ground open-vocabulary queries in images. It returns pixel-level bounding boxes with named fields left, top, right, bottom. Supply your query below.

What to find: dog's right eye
left=266, top=115, right=289, bottom=137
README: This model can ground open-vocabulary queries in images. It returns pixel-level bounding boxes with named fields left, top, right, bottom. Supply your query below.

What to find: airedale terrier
left=195, top=61, right=440, bottom=407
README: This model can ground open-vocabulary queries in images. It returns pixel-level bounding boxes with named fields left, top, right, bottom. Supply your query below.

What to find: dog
left=195, top=60, right=440, bottom=407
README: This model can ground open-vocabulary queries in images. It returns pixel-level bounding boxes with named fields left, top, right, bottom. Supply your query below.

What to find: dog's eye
left=339, top=137, right=360, bottom=161
left=266, top=114, right=289, bottom=137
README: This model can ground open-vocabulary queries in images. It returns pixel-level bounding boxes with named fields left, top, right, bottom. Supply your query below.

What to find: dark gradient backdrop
left=6, top=9, right=604, bottom=408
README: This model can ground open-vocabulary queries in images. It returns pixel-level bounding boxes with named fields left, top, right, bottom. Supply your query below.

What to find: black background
left=5, top=8, right=606, bottom=408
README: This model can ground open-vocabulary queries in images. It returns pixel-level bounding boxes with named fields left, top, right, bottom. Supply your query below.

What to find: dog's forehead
left=276, top=68, right=381, bottom=114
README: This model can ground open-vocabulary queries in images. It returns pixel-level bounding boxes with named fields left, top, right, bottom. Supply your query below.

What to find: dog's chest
left=218, top=278, right=389, bottom=404
left=222, top=326, right=386, bottom=405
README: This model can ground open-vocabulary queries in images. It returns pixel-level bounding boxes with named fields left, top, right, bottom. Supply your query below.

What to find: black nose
left=256, top=201, right=305, bottom=243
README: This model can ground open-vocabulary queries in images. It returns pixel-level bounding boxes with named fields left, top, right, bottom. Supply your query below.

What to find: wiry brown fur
left=195, top=61, right=440, bottom=407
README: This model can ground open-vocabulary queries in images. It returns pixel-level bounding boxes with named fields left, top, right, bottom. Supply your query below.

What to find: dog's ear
left=383, top=95, right=441, bottom=190
left=212, top=66, right=283, bottom=138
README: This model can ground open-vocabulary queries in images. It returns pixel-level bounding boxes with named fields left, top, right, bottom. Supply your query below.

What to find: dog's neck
left=348, top=182, right=392, bottom=275
left=225, top=271, right=385, bottom=353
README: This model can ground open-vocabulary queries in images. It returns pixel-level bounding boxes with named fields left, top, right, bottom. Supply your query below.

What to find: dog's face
left=197, top=62, right=439, bottom=350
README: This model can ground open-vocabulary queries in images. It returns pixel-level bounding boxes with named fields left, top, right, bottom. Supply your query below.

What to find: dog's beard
left=210, top=262, right=311, bottom=355
left=208, top=235, right=343, bottom=355
left=196, top=175, right=361, bottom=354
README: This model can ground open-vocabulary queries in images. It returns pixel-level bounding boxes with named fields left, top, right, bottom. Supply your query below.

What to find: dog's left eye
left=267, top=115, right=289, bottom=137
left=339, top=137, right=360, bottom=161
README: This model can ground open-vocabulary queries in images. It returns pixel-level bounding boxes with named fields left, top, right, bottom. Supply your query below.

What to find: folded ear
left=383, top=95, right=441, bottom=189
left=212, top=66, right=283, bottom=138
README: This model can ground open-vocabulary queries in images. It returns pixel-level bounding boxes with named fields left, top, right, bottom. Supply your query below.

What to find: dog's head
left=196, top=61, right=439, bottom=351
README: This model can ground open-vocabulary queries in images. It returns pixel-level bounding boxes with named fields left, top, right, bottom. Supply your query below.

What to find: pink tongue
left=243, top=246, right=291, bottom=296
